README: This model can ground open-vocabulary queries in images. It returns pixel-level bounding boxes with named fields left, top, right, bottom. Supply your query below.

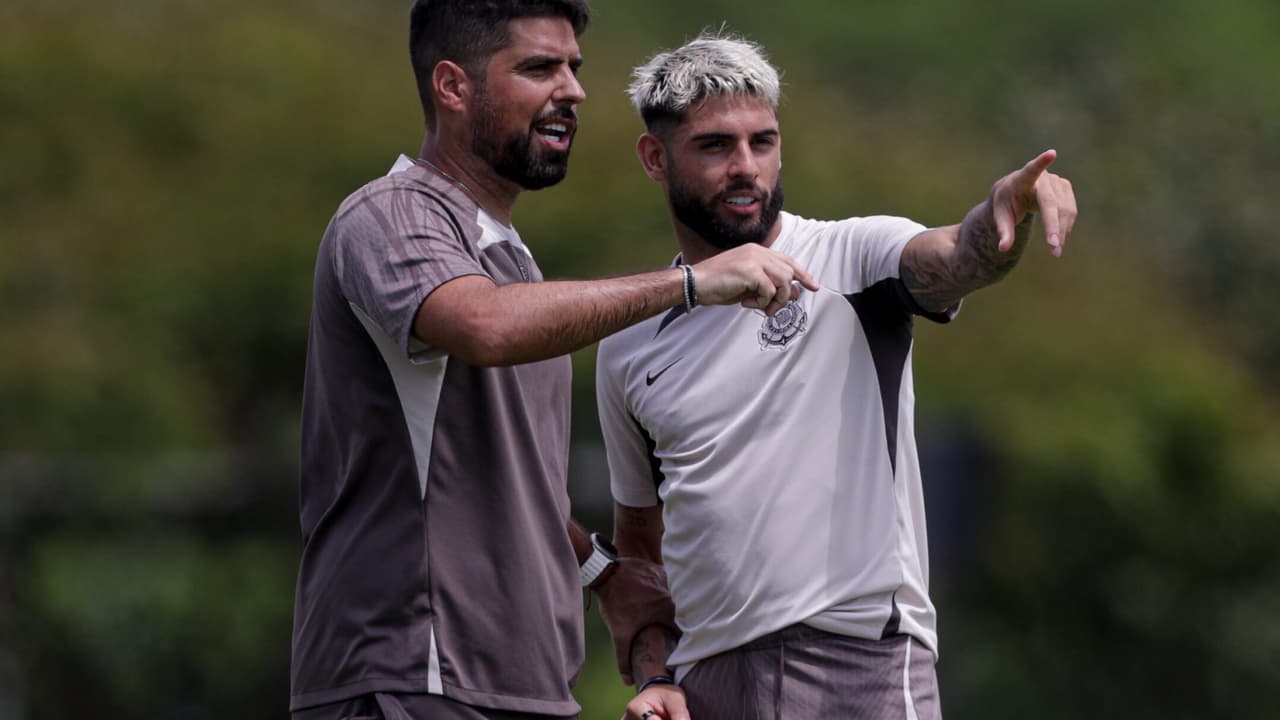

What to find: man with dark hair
left=407, top=0, right=589, bottom=191
left=408, top=0, right=590, bottom=130
left=291, top=4, right=818, bottom=719
left=597, top=34, right=1078, bottom=720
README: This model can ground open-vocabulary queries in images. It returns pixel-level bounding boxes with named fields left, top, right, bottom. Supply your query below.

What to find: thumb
left=993, top=197, right=1017, bottom=252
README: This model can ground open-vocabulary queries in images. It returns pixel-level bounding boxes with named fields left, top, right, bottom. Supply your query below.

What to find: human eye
left=519, top=58, right=559, bottom=78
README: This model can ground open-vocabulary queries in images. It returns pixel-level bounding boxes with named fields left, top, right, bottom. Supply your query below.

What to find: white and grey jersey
left=293, top=157, right=579, bottom=716
left=596, top=211, right=956, bottom=670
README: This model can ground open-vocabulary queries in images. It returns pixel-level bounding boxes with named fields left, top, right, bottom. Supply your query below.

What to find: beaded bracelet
left=680, top=264, right=698, bottom=312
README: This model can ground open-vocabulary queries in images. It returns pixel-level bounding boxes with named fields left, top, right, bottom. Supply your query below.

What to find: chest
left=626, top=290, right=867, bottom=441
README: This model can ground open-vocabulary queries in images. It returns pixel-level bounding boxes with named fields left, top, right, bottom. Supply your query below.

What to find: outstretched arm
left=416, top=243, right=819, bottom=367
left=900, top=149, right=1077, bottom=313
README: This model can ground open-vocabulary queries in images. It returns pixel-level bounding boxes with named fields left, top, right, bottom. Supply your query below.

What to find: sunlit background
left=2, top=1, right=1278, bottom=718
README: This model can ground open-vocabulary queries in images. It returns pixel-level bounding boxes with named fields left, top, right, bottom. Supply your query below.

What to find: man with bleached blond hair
left=597, top=33, right=1077, bottom=720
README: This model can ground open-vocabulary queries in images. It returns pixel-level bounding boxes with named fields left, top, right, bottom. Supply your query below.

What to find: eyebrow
left=690, top=129, right=780, bottom=143
left=515, top=54, right=584, bottom=72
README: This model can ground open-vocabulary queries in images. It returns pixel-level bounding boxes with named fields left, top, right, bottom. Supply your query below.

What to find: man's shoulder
left=781, top=211, right=920, bottom=238
left=598, top=311, right=668, bottom=370
left=332, top=163, right=476, bottom=224
left=325, top=166, right=479, bottom=247
left=776, top=211, right=925, bottom=258
left=774, top=211, right=839, bottom=249
left=599, top=316, right=655, bottom=354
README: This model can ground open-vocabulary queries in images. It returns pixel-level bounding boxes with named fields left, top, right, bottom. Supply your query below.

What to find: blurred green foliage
left=1, top=0, right=1278, bottom=718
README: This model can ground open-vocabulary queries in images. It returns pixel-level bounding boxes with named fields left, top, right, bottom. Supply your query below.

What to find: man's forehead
left=497, top=16, right=582, bottom=61
left=679, top=95, right=779, bottom=135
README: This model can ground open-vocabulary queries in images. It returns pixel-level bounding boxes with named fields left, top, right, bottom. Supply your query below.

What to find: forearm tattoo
left=621, top=506, right=649, bottom=529
left=630, top=626, right=679, bottom=685
left=902, top=202, right=1033, bottom=311
left=959, top=204, right=1033, bottom=283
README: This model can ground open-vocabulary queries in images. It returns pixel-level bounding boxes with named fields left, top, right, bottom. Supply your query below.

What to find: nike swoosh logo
left=646, top=357, right=683, bottom=386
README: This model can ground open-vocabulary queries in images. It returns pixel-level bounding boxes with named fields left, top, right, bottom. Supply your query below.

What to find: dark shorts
left=291, top=693, right=576, bottom=720
left=680, top=625, right=941, bottom=720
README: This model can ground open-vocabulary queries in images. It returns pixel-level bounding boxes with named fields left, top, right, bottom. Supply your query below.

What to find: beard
left=471, top=91, right=574, bottom=191
left=667, top=174, right=785, bottom=250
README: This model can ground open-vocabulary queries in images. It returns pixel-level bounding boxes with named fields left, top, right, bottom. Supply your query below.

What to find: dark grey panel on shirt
left=844, top=277, right=952, bottom=476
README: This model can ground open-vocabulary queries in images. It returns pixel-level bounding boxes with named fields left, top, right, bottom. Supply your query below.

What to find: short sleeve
left=789, top=213, right=958, bottom=322
left=596, top=335, right=662, bottom=508
left=328, top=188, right=488, bottom=354
left=808, top=215, right=926, bottom=293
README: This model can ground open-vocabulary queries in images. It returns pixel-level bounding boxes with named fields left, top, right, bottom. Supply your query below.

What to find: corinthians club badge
left=759, top=300, right=808, bottom=349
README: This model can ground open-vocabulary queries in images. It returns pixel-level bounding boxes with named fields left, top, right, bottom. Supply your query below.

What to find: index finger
left=784, top=256, right=820, bottom=291
left=1014, top=149, right=1058, bottom=192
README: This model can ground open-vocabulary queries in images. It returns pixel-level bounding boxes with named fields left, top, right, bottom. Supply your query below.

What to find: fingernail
left=1049, top=233, right=1060, bottom=248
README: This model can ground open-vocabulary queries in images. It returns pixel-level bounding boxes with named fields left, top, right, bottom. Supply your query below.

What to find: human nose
left=727, top=141, right=759, bottom=180
left=554, top=67, right=586, bottom=106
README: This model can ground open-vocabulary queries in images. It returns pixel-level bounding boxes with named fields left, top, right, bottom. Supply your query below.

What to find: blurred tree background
left=2, top=0, right=1278, bottom=718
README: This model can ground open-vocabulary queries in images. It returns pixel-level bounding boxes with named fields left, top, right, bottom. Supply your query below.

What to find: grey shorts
left=291, top=692, right=576, bottom=720
left=679, top=625, right=941, bottom=720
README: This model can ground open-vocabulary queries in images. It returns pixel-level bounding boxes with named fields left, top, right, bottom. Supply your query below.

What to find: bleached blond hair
left=628, top=32, right=781, bottom=128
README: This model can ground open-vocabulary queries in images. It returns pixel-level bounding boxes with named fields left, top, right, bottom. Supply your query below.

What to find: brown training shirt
left=292, top=158, right=580, bottom=716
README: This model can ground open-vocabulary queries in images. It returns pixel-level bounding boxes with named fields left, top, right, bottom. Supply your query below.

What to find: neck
left=418, top=134, right=520, bottom=225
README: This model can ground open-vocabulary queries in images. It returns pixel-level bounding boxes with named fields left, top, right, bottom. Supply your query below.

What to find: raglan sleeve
left=330, top=189, right=489, bottom=356
left=596, top=335, right=662, bottom=508
left=822, top=215, right=959, bottom=323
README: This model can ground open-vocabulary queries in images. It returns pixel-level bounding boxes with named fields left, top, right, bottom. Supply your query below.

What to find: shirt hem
left=290, top=677, right=581, bottom=716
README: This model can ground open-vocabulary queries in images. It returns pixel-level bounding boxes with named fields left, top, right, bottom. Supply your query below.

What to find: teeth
left=726, top=197, right=754, bottom=205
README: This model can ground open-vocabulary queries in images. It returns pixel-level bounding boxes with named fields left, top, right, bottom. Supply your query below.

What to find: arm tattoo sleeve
left=902, top=202, right=1034, bottom=311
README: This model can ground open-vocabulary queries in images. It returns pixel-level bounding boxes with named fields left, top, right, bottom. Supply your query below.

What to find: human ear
left=636, top=133, right=667, bottom=182
left=432, top=60, right=472, bottom=115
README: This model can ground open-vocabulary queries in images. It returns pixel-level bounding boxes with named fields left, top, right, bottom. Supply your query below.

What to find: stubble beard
left=667, top=173, right=785, bottom=250
left=471, top=89, right=573, bottom=191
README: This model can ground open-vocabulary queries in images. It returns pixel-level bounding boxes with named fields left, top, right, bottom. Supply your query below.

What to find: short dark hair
left=409, top=0, right=590, bottom=127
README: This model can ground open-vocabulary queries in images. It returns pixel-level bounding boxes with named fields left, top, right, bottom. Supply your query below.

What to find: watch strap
left=580, top=533, right=618, bottom=587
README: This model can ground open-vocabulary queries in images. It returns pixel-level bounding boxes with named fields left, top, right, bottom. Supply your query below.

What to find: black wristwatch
left=580, top=532, right=619, bottom=587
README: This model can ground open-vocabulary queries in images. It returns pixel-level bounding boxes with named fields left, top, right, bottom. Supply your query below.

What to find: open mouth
left=534, top=120, right=574, bottom=151
left=722, top=193, right=761, bottom=215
